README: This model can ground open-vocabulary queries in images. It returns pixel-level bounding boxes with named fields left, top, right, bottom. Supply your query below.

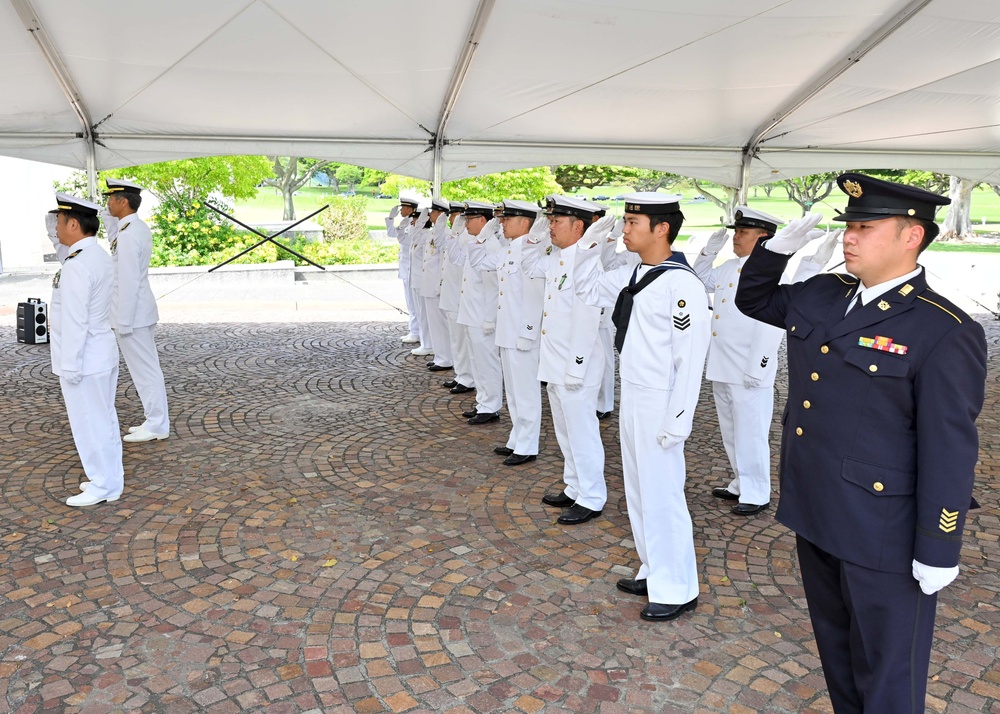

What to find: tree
left=362, top=168, right=389, bottom=188
left=630, top=169, right=681, bottom=193
left=939, top=176, right=976, bottom=241
left=263, top=157, right=337, bottom=221
left=335, top=164, right=364, bottom=193
left=106, top=155, right=271, bottom=205
left=443, top=166, right=562, bottom=203
left=781, top=173, right=837, bottom=216
left=691, top=179, right=739, bottom=222
left=553, top=165, right=640, bottom=193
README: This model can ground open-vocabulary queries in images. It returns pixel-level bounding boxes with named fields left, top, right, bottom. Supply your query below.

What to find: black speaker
left=17, top=298, right=48, bottom=344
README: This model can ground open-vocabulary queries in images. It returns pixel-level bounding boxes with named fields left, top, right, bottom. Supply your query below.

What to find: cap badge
left=844, top=180, right=864, bottom=198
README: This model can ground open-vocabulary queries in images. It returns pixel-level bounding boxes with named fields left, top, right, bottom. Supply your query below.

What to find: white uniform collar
left=854, top=265, right=922, bottom=306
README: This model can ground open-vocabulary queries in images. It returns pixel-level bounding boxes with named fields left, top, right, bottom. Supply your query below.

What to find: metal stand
left=206, top=203, right=330, bottom=272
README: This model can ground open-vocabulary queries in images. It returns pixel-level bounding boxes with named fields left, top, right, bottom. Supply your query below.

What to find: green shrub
left=317, top=195, right=369, bottom=241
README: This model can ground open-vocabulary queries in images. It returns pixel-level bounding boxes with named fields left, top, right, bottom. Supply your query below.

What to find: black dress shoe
left=427, top=360, right=436, bottom=367
left=615, top=578, right=648, bottom=596
left=450, top=383, right=475, bottom=394
left=731, top=502, right=770, bottom=516
left=711, top=487, right=739, bottom=501
left=596, top=410, right=613, bottom=420
left=502, top=453, right=536, bottom=465
left=542, top=491, right=574, bottom=507
left=428, top=364, right=453, bottom=372
left=461, top=409, right=479, bottom=418
left=442, top=380, right=458, bottom=389
left=557, top=504, right=601, bottom=524
left=493, top=446, right=514, bottom=456
left=468, top=412, right=500, bottom=425
left=640, top=598, right=698, bottom=622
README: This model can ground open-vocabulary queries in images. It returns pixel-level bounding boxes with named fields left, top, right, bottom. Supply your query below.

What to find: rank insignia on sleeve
left=858, top=335, right=907, bottom=354
left=673, top=313, right=691, bottom=331
left=939, top=508, right=958, bottom=533
left=877, top=300, right=891, bottom=311
left=760, top=356, right=769, bottom=368
left=575, top=356, right=584, bottom=364
left=526, top=325, right=533, bottom=330
left=677, top=299, right=686, bottom=308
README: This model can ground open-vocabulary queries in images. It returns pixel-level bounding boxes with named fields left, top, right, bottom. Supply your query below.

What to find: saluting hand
left=767, top=212, right=825, bottom=254
left=703, top=227, right=729, bottom=255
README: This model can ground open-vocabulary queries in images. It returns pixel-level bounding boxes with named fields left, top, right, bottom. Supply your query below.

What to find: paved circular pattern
left=0, top=319, right=997, bottom=713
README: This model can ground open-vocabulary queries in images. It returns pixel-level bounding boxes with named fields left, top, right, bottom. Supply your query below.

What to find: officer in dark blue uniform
left=736, top=173, right=988, bottom=714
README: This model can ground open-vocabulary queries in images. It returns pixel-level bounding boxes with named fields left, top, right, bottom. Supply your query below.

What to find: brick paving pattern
left=0, top=317, right=997, bottom=713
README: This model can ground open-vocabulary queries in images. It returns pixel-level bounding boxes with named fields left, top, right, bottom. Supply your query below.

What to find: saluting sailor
left=420, top=198, right=455, bottom=373
left=439, top=202, right=475, bottom=393
left=102, top=179, right=170, bottom=443
left=386, top=193, right=421, bottom=344
left=574, top=192, right=711, bottom=621
left=736, top=173, right=988, bottom=714
left=46, top=194, right=124, bottom=507
left=467, top=200, right=546, bottom=463
left=524, top=196, right=615, bottom=524
left=694, top=207, right=838, bottom=514
left=407, top=204, right=434, bottom=357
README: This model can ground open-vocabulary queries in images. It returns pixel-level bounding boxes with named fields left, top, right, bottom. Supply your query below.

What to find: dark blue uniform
left=736, top=241, right=987, bottom=713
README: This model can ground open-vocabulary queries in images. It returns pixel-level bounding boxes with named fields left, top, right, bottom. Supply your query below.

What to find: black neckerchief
left=612, top=253, right=694, bottom=353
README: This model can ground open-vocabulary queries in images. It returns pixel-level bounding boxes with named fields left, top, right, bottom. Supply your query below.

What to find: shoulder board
left=118, top=221, right=131, bottom=232
left=66, top=249, right=82, bottom=261
left=916, top=293, right=963, bottom=324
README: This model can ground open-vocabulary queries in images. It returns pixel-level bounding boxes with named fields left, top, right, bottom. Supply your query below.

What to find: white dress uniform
left=467, top=201, right=545, bottom=455
left=439, top=211, right=474, bottom=388
left=419, top=211, right=453, bottom=367
left=456, top=204, right=504, bottom=415
left=49, top=227, right=124, bottom=502
left=597, top=236, right=621, bottom=414
left=107, top=210, right=170, bottom=436
left=387, top=212, right=420, bottom=338
left=525, top=239, right=607, bottom=509
left=408, top=222, right=432, bottom=352
left=574, top=195, right=711, bottom=608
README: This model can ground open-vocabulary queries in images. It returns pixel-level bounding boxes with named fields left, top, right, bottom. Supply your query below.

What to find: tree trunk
left=939, top=176, right=975, bottom=241
left=692, top=181, right=738, bottom=223
left=283, top=190, right=296, bottom=222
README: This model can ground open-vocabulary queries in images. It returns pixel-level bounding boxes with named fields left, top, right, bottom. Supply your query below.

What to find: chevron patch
left=673, top=313, right=691, bottom=331
left=939, top=508, right=959, bottom=533
left=575, top=356, right=584, bottom=365
left=760, top=356, right=769, bottom=369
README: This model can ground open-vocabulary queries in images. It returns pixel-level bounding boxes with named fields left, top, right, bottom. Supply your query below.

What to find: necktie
left=845, top=294, right=862, bottom=317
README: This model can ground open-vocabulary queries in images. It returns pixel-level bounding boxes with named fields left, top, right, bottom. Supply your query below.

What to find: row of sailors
left=388, top=191, right=839, bottom=621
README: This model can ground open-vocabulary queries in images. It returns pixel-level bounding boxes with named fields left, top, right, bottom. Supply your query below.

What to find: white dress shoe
left=123, top=427, right=169, bottom=443
left=127, top=425, right=146, bottom=434
left=409, top=346, right=433, bottom=356
left=66, top=491, right=120, bottom=507
left=400, top=333, right=420, bottom=344
left=79, top=481, right=91, bottom=491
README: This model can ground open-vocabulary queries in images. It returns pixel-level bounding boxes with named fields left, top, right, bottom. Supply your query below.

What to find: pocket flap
left=841, top=457, right=915, bottom=496
left=844, top=346, right=909, bottom=377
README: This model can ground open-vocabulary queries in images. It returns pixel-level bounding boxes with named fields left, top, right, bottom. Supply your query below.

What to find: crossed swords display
left=206, top=202, right=329, bottom=271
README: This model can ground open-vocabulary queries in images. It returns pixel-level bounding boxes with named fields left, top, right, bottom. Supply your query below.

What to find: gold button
left=869, top=365, right=878, bottom=373
left=541, top=329, right=546, bottom=335
left=821, top=345, right=829, bottom=354
left=729, top=282, right=734, bottom=287
left=560, top=261, right=564, bottom=266
left=543, top=311, right=547, bottom=317
left=791, top=326, right=796, bottom=332
left=500, top=277, right=504, bottom=282
left=548, top=295, right=552, bottom=300
left=811, top=372, right=819, bottom=381
left=499, top=291, right=503, bottom=296
left=803, top=400, right=811, bottom=409
left=795, top=427, right=803, bottom=436
left=715, top=315, right=720, bottom=320
left=873, top=482, right=884, bottom=492
left=712, top=332, right=717, bottom=337
left=721, top=299, right=726, bottom=303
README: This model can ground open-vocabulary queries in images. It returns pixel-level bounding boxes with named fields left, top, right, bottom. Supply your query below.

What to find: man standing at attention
left=736, top=173, right=987, bottom=714
left=574, top=193, right=711, bottom=622
left=103, top=179, right=170, bottom=443
left=47, top=193, right=124, bottom=506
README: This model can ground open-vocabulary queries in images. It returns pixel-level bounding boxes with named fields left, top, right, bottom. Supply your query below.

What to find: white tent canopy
left=2, top=0, right=999, bottom=197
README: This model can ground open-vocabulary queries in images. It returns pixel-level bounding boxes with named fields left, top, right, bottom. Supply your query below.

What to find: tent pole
left=86, top=137, right=97, bottom=201
left=432, top=137, right=443, bottom=197
left=736, top=147, right=753, bottom=206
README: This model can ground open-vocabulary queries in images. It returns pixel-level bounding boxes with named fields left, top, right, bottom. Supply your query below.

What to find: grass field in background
left=234, top=183, right=1000, bottom=253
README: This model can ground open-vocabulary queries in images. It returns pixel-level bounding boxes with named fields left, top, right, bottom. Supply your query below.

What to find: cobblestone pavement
left=0, top=317, right=997, bottom=714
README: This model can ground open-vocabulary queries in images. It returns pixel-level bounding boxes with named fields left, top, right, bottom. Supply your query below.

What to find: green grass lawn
left=234, top=182, right=1000, bottom=252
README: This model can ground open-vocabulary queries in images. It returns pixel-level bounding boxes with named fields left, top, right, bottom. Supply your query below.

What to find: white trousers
left=548, top=382, right=606, bottom=510
left=401, top=276, right=420, bottom=337
left=445, top=310, right=475, bottom=388
left=597, top=326, right=616, bottom=413
left=500, top=345, right=541, bottom=455
left=712, top=380, right=775, bottom=506
left=620, top=380, right=699, bottom=605
left=60, top=366, right=124, bottom=499
left=117, top=325, right=170, bottom=434
left=465, top=325, right=503, bottom=413
left=422, top=296, right=452, bottom=367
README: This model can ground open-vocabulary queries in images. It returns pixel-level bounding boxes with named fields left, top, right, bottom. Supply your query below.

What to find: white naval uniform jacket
left=110, top=215, right=159, bottom=331
left=467, top=236, right=544, bottom=350
left=387, top=218, right=411, bottom=280
left=419, top=223, right=446, bottom=298
left=438, top=229, right=465, bottom=313
left=574, top=244, right=711, bottom=439
left=456, top=230, right=501, bottom=328
left=50, top=236, right=119, bottom=377
left=529, top=242, right=604, bottom=387
left=694, top=255, right=782, bottom=386
left=408, top=225, right=428, bottom=286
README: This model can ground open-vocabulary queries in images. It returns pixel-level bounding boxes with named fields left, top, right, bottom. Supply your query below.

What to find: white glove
left=912, top=560, right=959, bottom=595
left=101, top=210, right=120, bottom=239
left=516, top=337, right=532, bottom=352
left=45, top=213, right=59, bottom=247
left=743, top=374, right=762, bottom=389
left=451, top=214, right=466, bottom=237
left=61, top=370, right=83, bottom=385
left=703, top=227, right=729, bottom=255
left=766, top=213, right=825, bottom=254
left=526, top=215, right=550, bottom=244
left=481, top=218, right=500, bottom=240
left=388, top=204, right=400, bottom=220
left=482, top=321, right=496, bottom=336
left=582, top=214, right=616, bottom=247
left=656, top=428, right=686, bottom=451
left=117, top=324, right=133, bottom=337
left=607, top=218, right=625, bottom=242
left=416, top=207, right=430, bottom=226
left=564, top=374, right=584, bottom=391
left=802, top=229, right=842, bottom=267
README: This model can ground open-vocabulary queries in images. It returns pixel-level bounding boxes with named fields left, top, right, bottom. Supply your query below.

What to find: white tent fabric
left=1, top=0, right=999, bottom=192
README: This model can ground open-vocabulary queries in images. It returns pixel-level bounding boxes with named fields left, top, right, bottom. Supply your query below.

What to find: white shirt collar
left=847, top=265, right=922, bottom=314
